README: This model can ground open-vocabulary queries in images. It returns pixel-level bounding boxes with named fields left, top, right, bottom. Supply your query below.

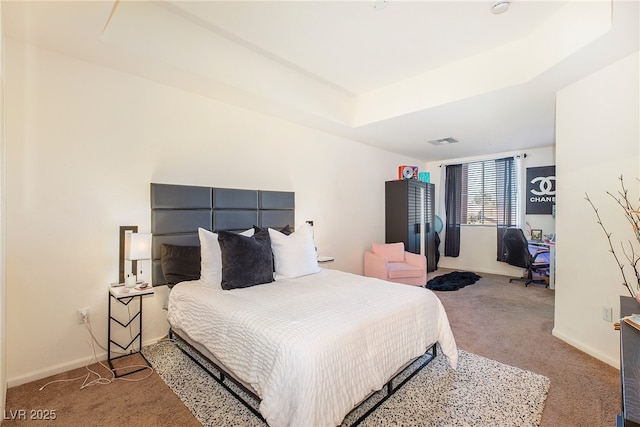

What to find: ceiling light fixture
left=372, top=0, right=388, bottom=10
left=428, top=137, right=458, bottom=146
left=491, top=0, right=511, bottom=15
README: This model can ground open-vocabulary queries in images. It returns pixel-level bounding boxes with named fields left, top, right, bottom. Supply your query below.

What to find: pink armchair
left=364, top=242, right=427, bottom=287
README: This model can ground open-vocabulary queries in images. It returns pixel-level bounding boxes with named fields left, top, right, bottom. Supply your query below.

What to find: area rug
left=143, top=340, right=550, bottom=427
left=426, top=271, right=481, bottom=291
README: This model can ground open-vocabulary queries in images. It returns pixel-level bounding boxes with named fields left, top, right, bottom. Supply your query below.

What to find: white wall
left=554, top=52, right=639, bottom=367
left=0, top=0, right=6, bottom=416
left=4, top=39, right=422, bottom=386
left=424, top=146, right=555, bottom=276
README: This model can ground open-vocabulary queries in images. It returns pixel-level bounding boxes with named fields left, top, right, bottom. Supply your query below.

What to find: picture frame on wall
left=531, top=229, right=543, bottom=242
left=526, top=166, right=555, bottom=214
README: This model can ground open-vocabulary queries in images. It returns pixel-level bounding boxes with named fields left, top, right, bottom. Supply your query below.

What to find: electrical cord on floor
left=85, top=315, right=154, bottom=382
left=38, top=315, right=153, bottom=391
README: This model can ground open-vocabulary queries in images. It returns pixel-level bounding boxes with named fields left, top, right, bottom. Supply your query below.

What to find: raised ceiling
left=4, top=1, right=639, bottom=161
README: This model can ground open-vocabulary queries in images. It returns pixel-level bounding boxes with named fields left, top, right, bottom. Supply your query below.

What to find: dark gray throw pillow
left=253, top=225, right=291, bottom=272
left=253, top=224, right=292, bottom=236
left=160, top=244, right=201, bottom=288
left=218, top=228, right=274, bottom=290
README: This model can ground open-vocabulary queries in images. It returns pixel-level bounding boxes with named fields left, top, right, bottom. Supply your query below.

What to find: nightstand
left=108, top=285, right=154, bottom=377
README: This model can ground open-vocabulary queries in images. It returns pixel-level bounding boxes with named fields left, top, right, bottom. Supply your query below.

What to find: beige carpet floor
left=432, top=268, right=620, bottom=426
left=3, top=269, right=620, bottom=426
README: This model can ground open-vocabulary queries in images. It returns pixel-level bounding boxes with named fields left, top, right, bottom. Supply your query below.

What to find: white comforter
left=167, top=269, right=458, bottom=427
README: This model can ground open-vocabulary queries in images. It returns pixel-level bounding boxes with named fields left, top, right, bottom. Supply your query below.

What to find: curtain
left=515, top=155, right=524, bottom=228
left=444, top=164, right=462, bottom=257
left=437, top=166, right=447, bottom=260
left=495, top=157, right=516, bottom=261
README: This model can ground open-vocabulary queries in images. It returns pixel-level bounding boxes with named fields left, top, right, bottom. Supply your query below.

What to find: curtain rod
left=438, top=153, right=527, bottom=168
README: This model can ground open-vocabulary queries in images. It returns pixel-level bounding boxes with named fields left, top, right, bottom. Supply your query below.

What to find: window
left=460, top=159, right=518, bottom=226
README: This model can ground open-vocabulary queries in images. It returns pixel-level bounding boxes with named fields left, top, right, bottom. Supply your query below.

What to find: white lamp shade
left=125, top=233, right=152, bottom=261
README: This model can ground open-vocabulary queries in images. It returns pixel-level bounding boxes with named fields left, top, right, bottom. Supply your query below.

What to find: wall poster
left=526, top=166, right=555, bottom=214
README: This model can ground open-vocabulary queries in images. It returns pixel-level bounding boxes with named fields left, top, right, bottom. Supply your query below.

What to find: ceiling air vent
left=428, top=137, right=458, bottom=146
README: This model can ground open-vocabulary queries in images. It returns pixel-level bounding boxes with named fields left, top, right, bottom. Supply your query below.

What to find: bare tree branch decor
left=585, top=175, right=640, bottom=297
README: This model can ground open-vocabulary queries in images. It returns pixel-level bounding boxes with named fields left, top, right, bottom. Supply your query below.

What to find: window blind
left=460, top=159, right=517, bottom=226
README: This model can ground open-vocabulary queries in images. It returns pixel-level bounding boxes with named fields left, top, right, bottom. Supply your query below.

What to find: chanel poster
left=526, top=166, right=555, bottom=214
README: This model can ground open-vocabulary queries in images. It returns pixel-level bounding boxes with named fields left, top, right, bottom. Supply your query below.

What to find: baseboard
left=552, top=327, right=620, bottom=369
left=7, top=335, right=165, bottom=388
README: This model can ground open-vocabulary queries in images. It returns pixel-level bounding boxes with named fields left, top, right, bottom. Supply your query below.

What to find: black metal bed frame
left=169, top=328, right=438, bottom=426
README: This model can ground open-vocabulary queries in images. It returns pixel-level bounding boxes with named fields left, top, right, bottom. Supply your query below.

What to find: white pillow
left=198, top=227, right=254, bottom=286
left=269, top=223, right=320, bottom=279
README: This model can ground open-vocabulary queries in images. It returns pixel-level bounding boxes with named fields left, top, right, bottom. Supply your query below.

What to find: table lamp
left=124, top=232, right=151, bottom=287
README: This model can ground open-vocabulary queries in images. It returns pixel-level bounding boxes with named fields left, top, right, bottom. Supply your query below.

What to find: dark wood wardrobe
left=385, top=179, right=437, bottom=272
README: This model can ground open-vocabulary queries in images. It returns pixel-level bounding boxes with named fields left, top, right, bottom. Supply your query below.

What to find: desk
left=527, top=241, right=556, bottom=289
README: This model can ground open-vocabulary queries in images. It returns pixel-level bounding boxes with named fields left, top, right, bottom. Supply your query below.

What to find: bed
left=150, top=183, right=458, bottom=427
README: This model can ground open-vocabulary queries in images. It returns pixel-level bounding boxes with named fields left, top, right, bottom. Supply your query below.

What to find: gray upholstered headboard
left=150, top=183, right=295, bottom=286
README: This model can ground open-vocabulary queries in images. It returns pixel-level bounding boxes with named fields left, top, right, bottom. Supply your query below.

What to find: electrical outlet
left=77, top=308, right=90, bottom=324
left=602, top=306, right=613, bottom=322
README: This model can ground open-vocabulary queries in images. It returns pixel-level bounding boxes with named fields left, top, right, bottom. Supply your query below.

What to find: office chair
left=503, top=228, right=550, bottom=287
